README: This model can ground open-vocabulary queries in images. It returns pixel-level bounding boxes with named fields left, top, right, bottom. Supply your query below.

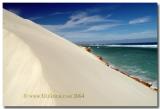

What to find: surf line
left=84, top=46, right=158, bottom=92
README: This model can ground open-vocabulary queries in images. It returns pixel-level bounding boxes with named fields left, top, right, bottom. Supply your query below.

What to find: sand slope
left=3, top=9, right=157, bottom=106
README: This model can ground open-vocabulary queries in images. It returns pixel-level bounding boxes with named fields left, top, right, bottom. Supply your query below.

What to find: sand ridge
left=3, top=9, right=157, bottom=106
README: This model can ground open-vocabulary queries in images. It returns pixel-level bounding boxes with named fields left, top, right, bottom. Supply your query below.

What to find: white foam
left=104, top=44, right=157, bottom=48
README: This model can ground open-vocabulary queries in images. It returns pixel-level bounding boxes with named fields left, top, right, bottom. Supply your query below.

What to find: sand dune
left=3, top=9, right=157, bottom=106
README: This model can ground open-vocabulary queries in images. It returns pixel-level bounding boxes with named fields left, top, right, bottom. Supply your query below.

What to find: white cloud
left=129, top=16, right=150, bottom=24
left=8, top=9, right=21, bottom=15
left=70, top=12, right=87, bottom=20
left=29, top=12, right=71, bottom=21
left=105, top=14, right=112, bottom=18
left=49, top=11, right=71, bottom=16
left=42, top=25, right=60, bottom=32
left=43, top=12, right=119, bottom=32
left=29, top=16, right=44, bottom=20
left=66, top=12, right=118, bottom=27
left=83, top=23, right=121, bottom=32
left=129, top=30, right=156, bottom=36
left=66, top=15, right=103, bottom=27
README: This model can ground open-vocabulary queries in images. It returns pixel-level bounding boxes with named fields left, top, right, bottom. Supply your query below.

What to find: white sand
left=3, top=9, right=157, bottom=106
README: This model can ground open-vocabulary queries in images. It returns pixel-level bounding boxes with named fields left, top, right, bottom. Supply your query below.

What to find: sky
left=3, top=3, right=158, bottom=44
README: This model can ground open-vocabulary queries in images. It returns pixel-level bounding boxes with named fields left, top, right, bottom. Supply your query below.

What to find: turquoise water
left=89, top=46, right=158, bottom=87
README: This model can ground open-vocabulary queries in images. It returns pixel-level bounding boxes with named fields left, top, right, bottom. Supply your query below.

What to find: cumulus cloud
left=129, top=16, right=150, bottom=24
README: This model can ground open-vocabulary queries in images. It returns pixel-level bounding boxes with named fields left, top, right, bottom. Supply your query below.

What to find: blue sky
left=3, top=3, right=158, bottom=44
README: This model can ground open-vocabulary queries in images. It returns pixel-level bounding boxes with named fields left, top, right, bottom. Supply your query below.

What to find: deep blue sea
left=89, top=45, right=158, bottom=87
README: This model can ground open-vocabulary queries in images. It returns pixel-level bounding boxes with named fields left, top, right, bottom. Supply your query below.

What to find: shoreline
left=84, top=46, right=158, bottom=91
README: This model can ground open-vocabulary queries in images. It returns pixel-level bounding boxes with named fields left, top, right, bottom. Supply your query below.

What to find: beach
left=3, top=9, right=157, bottom=106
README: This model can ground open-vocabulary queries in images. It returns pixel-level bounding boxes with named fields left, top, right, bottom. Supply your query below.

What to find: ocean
left=88, top=45, right=158, bottom=87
